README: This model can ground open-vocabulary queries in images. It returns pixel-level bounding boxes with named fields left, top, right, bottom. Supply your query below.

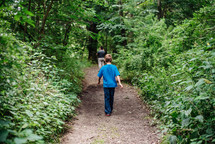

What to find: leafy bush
left=116, top=5, right=215, bottom=143
left=0, top=30, right=88, bottom=143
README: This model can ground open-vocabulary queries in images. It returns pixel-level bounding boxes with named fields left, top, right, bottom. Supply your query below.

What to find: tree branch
left=40, top=0, right=54, bottom=36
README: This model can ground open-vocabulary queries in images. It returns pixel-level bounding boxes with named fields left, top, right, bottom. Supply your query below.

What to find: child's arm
left=116, top=76, right=123, bottom=88
left=98, top=77, right=102, bottom=84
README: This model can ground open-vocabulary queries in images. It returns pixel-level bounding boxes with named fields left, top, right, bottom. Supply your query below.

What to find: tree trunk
left=35, top=1, right=41, bottom=37
left=158, top=0, right=162, bottom=20
left=40, top=0, right=53, bottom=38
left=87, top=22, right=98, bottom=62
left=34, top=0, right=53, bottom=48
left=24, top=0, right=31, bottom=41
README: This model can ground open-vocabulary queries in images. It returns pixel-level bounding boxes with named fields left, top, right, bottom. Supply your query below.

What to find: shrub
left=0, top=30, right=88, bottom=143
left=116, top=5, right=215, bottom=143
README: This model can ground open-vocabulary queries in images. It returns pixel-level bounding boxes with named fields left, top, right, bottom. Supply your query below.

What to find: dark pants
left=104, top=88, right=115, bottom=114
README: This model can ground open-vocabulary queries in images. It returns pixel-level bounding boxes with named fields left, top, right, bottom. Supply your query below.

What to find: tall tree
left=157, top=0, right=162, bottom=20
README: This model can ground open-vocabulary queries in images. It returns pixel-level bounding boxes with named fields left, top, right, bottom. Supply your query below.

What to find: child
left=97, top=54, right=123, bottom=116
left=96, top=46, right=105, bottom=69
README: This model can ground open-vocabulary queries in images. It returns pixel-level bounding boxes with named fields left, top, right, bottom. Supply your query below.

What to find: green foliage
left=116, top=5, right=215, bottom=143
left=0, top=30, right=88, bottom=143
left=1, top=0, right=214, bottom=143
left=160, top=0, right=212, bottom=25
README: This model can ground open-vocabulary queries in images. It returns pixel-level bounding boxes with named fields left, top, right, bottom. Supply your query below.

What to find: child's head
left=100, top=46, right=104, bottom=50
left=105, top=54, right=112, bottom=63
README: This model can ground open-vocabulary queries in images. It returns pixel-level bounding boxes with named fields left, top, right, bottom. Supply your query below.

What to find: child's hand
left=119, top=83, right=123, bottom=88
left=98, top=77, right=101, bottom=85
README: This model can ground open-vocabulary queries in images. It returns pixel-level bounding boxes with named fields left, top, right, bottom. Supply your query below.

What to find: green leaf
left=185, top=108, right=192, bottom=116
left=182, top=118, right=190, bottom=127
left=184, top=85, right=193, bottom=91
left=0, top=129, right=9, bottom=142
left=0, top=120, right=10, bottom=127
left=195, top=93, right=209, bottom=100
left=23, top=9, right=34, bottom=16
left=14, top=137, right=27, bottom=144
left=195, top=79, right=205, bottom=87
left=21, top=129, right=33, bottom=136
left=25, top=110, right=33, bottom=117
left=14, top=15, right=21, bottom=21
left=21, top=123, right=28, bottom=129
left=171, top=73, right=182, bottom=77
left=27, top=134, right=43, bottom=141
left=195, top=115, right=204, bottom=123
left=172, top=80, right=182, bottom=84
left=169, top=135, right=177, bottom=144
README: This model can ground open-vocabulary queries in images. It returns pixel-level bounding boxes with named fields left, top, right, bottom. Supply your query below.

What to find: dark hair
left=105, top=54, right=112, bottom=62
left=100, top=46, right=104, bottom=50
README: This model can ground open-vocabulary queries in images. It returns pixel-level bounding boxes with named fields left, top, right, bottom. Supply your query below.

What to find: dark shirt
left=97, top=50, right=105, bottom=58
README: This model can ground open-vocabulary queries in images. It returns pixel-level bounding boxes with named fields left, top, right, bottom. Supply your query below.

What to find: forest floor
left=61, top=66, right=161, bottom=144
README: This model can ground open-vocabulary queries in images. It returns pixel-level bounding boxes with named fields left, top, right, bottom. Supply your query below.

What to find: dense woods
left=0, top=0, right=214, bottom=143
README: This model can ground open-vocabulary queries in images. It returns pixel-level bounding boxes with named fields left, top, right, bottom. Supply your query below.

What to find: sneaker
left=105, top=113, right=111, bottom=116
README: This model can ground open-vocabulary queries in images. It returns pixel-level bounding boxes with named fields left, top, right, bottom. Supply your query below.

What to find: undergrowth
left=0, top=29, right=90, bottom=143
left=115, top=5, right=215, bottom=144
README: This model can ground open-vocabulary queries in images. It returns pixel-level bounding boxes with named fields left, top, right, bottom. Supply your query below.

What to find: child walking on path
left=97, top=54, right=123, bottom=116
left=96, top=46, right=106, bottom=69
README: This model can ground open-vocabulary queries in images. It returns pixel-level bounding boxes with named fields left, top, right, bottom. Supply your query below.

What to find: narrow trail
left=61, top=66, right=160, bottom=144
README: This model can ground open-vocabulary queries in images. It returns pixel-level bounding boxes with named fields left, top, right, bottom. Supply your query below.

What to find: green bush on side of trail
left=0, top=29, right=90, bottom=143
left=115, top=6, right=215, bottom=143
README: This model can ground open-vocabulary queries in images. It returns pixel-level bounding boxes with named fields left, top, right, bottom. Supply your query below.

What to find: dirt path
left=61, top=66, right=160, bottom=144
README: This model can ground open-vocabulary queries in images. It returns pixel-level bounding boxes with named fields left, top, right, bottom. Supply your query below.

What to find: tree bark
left=158, top=0, right=162, bottom=20
left=34, top=0, right=53, bottom=48
left=40, top=0, right=53, bottom=37
left=35, top=0, right=41, bottom=37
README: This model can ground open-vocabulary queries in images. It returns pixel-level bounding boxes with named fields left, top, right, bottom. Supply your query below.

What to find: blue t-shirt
left=97, top=64, right=120, bottom=88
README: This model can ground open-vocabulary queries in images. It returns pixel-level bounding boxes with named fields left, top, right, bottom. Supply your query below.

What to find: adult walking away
left=96, top=46, right=105, bottom=69
left=97, top=54, right=123, bottom=116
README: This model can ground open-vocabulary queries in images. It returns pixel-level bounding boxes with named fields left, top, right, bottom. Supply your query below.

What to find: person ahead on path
left=96, top=46, right=105, bottom=69
left=97, top=54, right=123, bottom=116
